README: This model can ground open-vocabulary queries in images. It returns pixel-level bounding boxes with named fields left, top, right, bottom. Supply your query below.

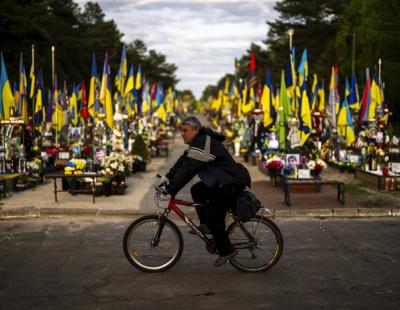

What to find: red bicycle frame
left=163, top=197, right=214, bottom=245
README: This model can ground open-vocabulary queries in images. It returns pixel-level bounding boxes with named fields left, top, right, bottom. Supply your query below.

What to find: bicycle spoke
left=123, top=216, right=183, bottom=272
left=227, top=216, right=283, bottom=272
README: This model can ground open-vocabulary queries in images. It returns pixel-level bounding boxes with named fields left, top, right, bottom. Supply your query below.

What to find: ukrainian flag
left=298, top=81, right=312, bottom=145
left=348, top=73, right=360, bottom=111
left=34, top=71, right=44, bottom=129
left=99, top=52, right=113, bottom=129
left=337, top=97, right=355, bottom=146
left=19, top=54, right=28, bottom=124
left=369, top=72, right=382, bottom=120
left=0, top=53, right=14, bottom=119
left=297, top=49, right=308, bottom=87
left=88, top=54, right=99, bottom=120
left=70, top=83, right=78, bottom=126
left=135, top=66, right=142, bottom=90
left=261, top=71, right=275, bottom=128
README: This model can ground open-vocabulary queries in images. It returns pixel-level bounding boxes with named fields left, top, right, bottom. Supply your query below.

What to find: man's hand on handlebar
left=156, top=184, right=170, bottom=200
left=156, top=174, right=169, bottom=186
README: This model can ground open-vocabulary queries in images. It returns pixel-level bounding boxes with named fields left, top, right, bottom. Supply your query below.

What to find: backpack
left=233, top=191, right=262, bottom=222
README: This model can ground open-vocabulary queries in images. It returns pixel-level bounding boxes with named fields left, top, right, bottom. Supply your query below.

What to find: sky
left=77, top=0, right=278, bottom=98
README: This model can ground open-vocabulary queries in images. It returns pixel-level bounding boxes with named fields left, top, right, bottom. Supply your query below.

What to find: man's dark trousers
left=191, top=181, right=243, bottom=256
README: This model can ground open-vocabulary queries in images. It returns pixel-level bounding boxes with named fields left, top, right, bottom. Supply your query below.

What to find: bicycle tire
left=123, top=215, right=183, bottom=272
left=227, top=215, right=283, bottom=272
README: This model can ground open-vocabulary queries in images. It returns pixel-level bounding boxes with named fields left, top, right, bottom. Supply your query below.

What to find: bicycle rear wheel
left=123, top=215, right=183, bottom=272
left=227, top=215, right=283, bottom=272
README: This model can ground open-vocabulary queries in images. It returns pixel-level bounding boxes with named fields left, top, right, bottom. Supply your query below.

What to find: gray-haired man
left=160, top=116, right=251, bottom=266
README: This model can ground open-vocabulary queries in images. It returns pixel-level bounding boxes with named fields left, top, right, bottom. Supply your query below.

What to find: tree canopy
left=204, top=0, right=400, bottom=122
left=0, top=0, right=178, bottom=90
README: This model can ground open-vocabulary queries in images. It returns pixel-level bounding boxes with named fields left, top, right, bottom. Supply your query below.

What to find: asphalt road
left=1, top=217, right=399, bottom=310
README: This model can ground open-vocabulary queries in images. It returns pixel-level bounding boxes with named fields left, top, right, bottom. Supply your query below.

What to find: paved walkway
left=1, top=126, right=399, bottom=219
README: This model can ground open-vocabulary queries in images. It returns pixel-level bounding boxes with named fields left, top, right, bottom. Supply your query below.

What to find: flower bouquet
left=306, top=159, right=326, bottom=178
left=263, top=155, right=284, bottom=186
left=100, top=152, right=132, bottom=178
left=264, top=156, right=285, bottom=170
left=100, top=152, right=132, bottom=195
left=26, top=158, right=43, bottom=184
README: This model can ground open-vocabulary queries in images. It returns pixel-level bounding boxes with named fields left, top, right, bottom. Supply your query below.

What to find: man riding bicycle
left=159, top=116, right=251, bottom=267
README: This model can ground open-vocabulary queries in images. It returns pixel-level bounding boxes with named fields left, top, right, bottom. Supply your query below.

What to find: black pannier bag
left=233, top=191, right=262, bottom=222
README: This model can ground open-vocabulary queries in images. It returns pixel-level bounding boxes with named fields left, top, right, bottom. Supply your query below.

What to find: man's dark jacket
left=165, top=127, right=251, bottom=195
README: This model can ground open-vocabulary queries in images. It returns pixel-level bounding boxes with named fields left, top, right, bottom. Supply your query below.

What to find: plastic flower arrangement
left=27, top=158, right=43, bottom=177
left=101, top=152, right=132, bottom=177
left=264, top=155, right=285, bottom=170
left=306, top=159, right=327, bottom=172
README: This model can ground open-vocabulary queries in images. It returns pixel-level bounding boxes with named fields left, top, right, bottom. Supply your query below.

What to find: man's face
left=95, top=150, right=105, bottom=162
left=288, top=158, right=297, bottom=167
left=181, top=124, right=199, bottom=144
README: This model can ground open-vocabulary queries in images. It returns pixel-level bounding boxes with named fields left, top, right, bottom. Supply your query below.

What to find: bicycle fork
left=151, top=210, right=170, bottom=247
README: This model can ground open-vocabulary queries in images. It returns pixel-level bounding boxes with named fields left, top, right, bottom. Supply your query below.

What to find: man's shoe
left=213, top=250, right=238, bottom=267
left=189, top=224, right=211, bottom=235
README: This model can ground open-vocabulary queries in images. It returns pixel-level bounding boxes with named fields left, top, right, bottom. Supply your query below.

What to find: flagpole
left=352, top=29, right=356, bottom=77
left=378, top=58, right=382, bottom=86
left=52, top=46, right=58, bottom=147
left=31, top=45, right=34, bottom=129
left=288, top=29, right=294, bottom=51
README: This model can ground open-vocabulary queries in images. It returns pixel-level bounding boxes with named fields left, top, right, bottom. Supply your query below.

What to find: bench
left=283, top=178, right=345, bottom=207
left=45, top=172, right=103, bottom=203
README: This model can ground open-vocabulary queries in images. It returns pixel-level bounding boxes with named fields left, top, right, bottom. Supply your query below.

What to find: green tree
left=335, top=0, right=400, bottom=121
left=265, top=0, right=347, bottom=82
left=0, top=0, right=178, bottom=95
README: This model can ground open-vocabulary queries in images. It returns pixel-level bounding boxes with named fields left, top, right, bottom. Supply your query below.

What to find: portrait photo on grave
left=286, top=154, right=300, bottom=169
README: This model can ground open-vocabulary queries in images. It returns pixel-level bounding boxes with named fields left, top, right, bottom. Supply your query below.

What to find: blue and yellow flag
left=337, top=97, right=355, bottom=146
left=88, top=54, right=99, bottom=120
left=0, top=53, right=14, bottom=119
left=369, top=72, right=382, bottom=121
left=135, top=66, right=142, bottom=90
left=345, top=77, right=350, bottom=98
left=156, top=83, right=164, bottom=108
left=348, top=73, right=360, bottom=110
left=285, top=48, right=297, bottom=113
left=69, top=83, right=78, bottom=126
left=297, top=48, right=308, bottom=87
left=34, top=70, right=44, bottom=128
left=318, top=80, right=325, bottom=113
left=298, top=81, right=312, bottom=145
left=125, top=65, right=134, bottom=96
left=51, top=77, right=64, bottom=132
left=18, top=54, right=28, bottom=124
left=99, top=52, right=113, bottom=129
left=261, top=71, right=275, bottom=128
left=115, top=46, right=127, bottom=96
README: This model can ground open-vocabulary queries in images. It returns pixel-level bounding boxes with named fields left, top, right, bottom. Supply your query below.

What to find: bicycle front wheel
left=227, top=215, right=283, bottom=272
left=123, top=215, right=183, bottom=272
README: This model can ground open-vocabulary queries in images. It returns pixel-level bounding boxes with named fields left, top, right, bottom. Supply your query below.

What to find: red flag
left=81, top=81, right=88, bottom=120
left=151, top=82, right=157, bottom=101
left=249, top=52, right=256, bottom=73
left=359, top=70, right=371, bottom=124
left=248, top=52, right=257, bottom=88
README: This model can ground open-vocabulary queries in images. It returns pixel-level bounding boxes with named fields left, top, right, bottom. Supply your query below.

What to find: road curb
left=0, top=207, right=399, bottom=220
left=274, top=209, right=333, bottom=218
